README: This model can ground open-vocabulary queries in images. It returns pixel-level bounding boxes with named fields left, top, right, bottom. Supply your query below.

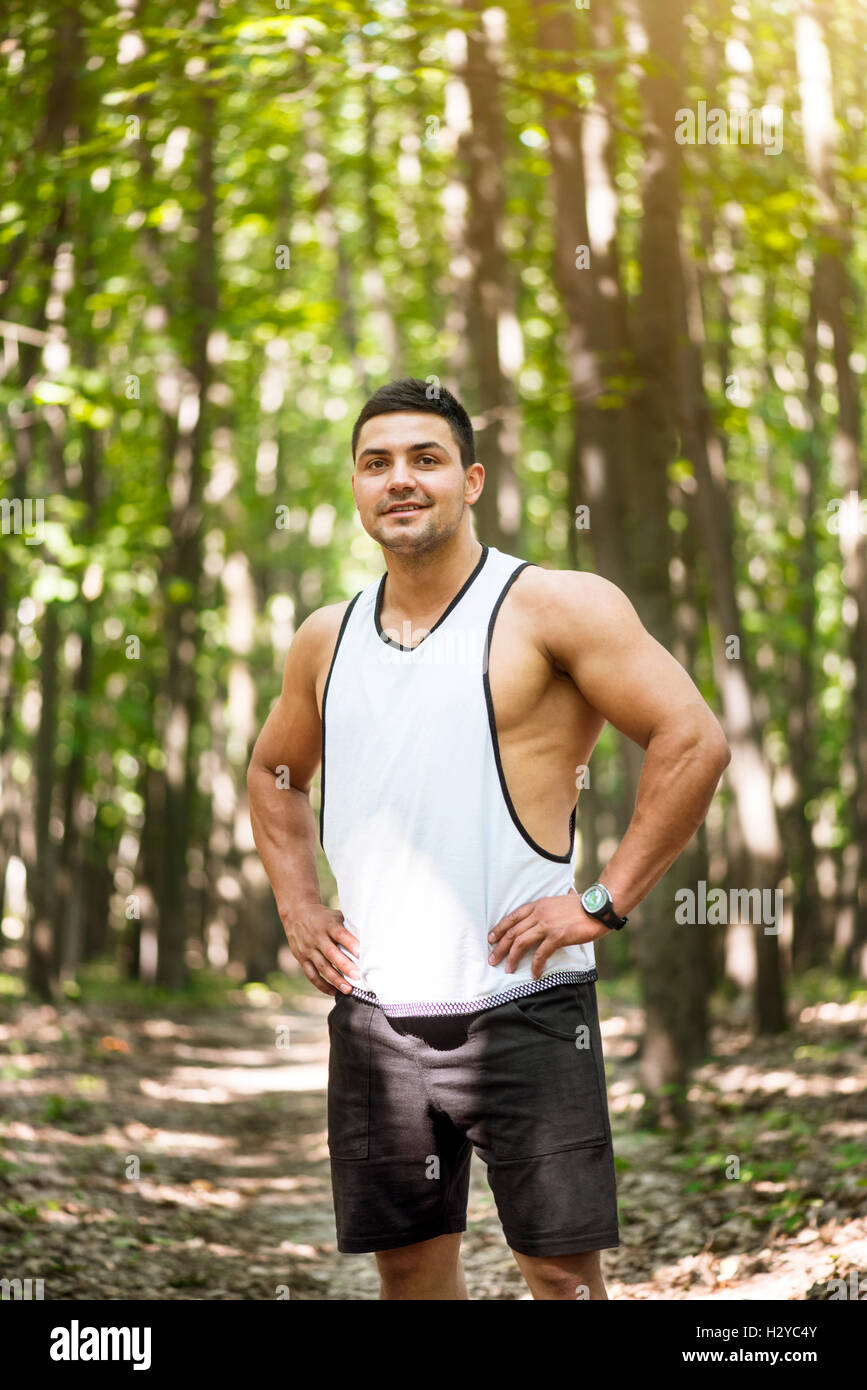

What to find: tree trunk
left=623, top=0, right=698, bottom=1125
left=795, top=0, right=867, bottom=975
left=14, top=3, right=85, bottom=998
left=456, top=0, right=523, bottom=552
left=535, top=0, right=633, bottom=592
left=153, top=72, right=219, bottom=989
left=787, top=284, right=823, bottom=970
left=678, top=220, right=787, bottom=1034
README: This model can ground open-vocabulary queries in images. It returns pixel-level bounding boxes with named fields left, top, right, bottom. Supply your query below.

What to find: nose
left=386, top=458, right=417, bottom=492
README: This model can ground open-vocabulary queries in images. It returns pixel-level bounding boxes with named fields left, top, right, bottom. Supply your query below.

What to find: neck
left=381, top=531, right=484, bottom=613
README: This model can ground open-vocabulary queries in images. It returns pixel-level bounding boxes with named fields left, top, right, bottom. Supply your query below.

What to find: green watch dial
left=582, top=885, right=607, bottom=913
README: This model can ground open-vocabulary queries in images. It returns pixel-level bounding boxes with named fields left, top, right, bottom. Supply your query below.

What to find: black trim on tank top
left=483, top=562, right=577, bottom=865
left=374, top=543, right=489, bottom=651
left=319, top=590, right=363, bottom=850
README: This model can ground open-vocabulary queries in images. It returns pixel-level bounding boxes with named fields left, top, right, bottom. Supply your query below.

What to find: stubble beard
left=374, top=503, right=464, bottom=561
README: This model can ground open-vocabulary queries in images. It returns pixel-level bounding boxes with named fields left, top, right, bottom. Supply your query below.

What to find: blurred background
left=0, top=0, right=865, bottom=1299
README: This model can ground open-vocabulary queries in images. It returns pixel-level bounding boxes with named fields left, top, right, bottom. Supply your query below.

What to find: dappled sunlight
left=139, top=1062, right=327, bottom=1104
left=120, top=1127, right=230, bottom=1156
left=1, top=979, right=865, bottom=1300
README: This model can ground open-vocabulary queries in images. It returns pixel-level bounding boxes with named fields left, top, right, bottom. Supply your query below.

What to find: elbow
left=246, top=753, right=269, bottom=793
left=674, top=713, right=730, bottom=774
left=709, top=724, right=731, bottom=773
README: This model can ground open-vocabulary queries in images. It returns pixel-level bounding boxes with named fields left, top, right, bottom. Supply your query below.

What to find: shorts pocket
left=327, top=996, right=373, bottom=1159
left=507, top=984, right=588, bottom=1041
left=478, top=986, right=609, bottom=1161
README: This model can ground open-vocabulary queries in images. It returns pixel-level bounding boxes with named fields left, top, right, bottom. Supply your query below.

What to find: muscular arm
left=490, top=568, right=731, bottom=975
left=246, top=606, right=360, bottom=995
left=539, top=569, right=730, bottom=916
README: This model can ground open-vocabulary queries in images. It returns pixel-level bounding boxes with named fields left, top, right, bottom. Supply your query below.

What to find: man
left=247, top=377, right=730, bottom=1301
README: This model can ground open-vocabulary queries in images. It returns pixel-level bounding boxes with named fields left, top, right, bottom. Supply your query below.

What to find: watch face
left=582, top=885, right=608, bottom=914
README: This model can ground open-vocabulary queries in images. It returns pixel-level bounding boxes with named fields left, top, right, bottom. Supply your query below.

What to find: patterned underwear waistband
left=346, top=967, right=599, bottom=1017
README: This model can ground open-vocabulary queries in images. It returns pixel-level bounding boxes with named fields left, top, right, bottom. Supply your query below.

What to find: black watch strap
left=581, top=882, right=628, bottom=931
left=596, top=902, right=628, bottom=931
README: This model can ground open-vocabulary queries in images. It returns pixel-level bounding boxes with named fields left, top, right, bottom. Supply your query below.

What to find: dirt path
left=1, top=980, right=865, bottom=1300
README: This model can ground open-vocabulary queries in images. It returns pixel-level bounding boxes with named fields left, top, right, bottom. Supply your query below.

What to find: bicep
left=541, top=573, right=715, bottom=750
left=248, top=619, right=325, bottom=796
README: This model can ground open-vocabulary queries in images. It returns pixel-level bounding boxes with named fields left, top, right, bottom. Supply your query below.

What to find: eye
left=419, top=456, right=438, bottom=465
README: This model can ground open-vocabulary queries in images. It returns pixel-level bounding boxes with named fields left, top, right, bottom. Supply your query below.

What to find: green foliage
left=76, top=960, right=238, bottom=1011
left=0, top=0, right=864, bottom=1010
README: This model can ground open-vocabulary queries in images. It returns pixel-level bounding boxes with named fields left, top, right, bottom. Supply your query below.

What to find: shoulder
left=508, top=565, right=644, bottom=671
left=511, top=564, right=638, bottom=630
left=297, top=596, right=357, bottom=643
left=283, top=597, right=357, bottom=687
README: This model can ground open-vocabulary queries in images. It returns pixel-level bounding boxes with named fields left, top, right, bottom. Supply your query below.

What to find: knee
left=377, top=1244, right=432, bottom=1282
left=376, top=1234, right=462, bottom=1297
left=539, top=1269, right=591, bottom=1300
left=514, top=1249, right=606, bottom=1301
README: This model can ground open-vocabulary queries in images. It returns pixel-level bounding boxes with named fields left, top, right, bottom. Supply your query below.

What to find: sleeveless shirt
left=319, top=543, right=597, bottom=1016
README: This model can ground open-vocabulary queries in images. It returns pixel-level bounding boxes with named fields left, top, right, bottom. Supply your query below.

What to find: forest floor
left=1, top=965, right=866, bottom=1302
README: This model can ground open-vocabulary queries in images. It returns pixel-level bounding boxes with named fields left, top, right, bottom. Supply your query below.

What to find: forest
left=0, top=0, right=865, bottom=1303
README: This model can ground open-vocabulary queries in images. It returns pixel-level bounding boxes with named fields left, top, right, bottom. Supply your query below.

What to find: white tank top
left=319, top=543, right=597, bottom=1016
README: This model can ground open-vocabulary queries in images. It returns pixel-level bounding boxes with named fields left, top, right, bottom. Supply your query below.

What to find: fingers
left=488, top=905, right=569, bottom=977
left=325, top=937, right=361, bottom=981
left=336, top=923, right=361, bottom=956
left=489, top=907, right=537, bottom=966
left=530, top=937, right=560, bottom=980
left=503, top=926, right=545, bottom=975
left=311, top=948, right=355, bottom=994
left=488, top=901, right=534, bottom=947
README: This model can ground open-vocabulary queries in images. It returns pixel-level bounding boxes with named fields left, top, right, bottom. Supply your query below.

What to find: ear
left=465, top=461, right=485, bottom=504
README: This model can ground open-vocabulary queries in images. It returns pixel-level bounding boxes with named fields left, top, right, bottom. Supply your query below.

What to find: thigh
left=465, top=983, right=620, bottom=1257
left=328, top=996, right=473, bottom=1254
left=466, top=982, right=612, bottom=1162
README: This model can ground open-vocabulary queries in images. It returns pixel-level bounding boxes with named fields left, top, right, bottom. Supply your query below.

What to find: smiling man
left=247, top=377, right=730, bottom=1300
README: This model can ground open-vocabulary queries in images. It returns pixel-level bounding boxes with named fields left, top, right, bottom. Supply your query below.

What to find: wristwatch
left=580, top=882, right=628, bottom=931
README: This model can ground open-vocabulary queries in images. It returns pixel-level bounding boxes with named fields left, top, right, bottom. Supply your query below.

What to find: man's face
left=352, top=411, right=483, bottom=554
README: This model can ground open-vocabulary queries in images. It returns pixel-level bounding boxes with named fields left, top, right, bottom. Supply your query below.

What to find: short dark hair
left=351, top=377, right=475, bottom=471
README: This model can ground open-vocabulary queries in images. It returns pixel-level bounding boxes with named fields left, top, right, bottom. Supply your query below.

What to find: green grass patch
left=38, top=1093, right=94, bottom=1124
left=740, top=1158, right=798, bottom=1181
left=793, top=1041, right=848, bottom=1060
left=830, top=1141, right=867, bottom=1170
left=75, top=959, right=240, bottom=1012
left=2, top=1198, right=40, bottom=1221
left=0, top=1064, right=29, bottom=1081
left=793, top=971, right=859, bottom=1006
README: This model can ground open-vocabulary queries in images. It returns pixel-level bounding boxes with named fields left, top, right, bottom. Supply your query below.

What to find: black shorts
left=326, top=981, right=620, bottom=1257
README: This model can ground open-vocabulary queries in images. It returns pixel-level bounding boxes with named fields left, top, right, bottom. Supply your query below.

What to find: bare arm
left=489, top=569, right=730, bottom=975
left=247, top=606, right=360, bottom=997
left=545, top=570, right=730, bottom=914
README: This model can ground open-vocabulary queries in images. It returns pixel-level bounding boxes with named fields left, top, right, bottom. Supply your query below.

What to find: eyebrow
left=357, top=441, right=447, bottom=459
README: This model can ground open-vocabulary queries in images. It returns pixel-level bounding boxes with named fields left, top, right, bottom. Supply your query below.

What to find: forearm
left=247, top=766, right=323, bottom=920
left=597, top=725, right=729, bottom=917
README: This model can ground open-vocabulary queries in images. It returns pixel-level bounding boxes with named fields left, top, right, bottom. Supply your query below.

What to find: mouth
left=384, top=504, right=429, bottom=516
